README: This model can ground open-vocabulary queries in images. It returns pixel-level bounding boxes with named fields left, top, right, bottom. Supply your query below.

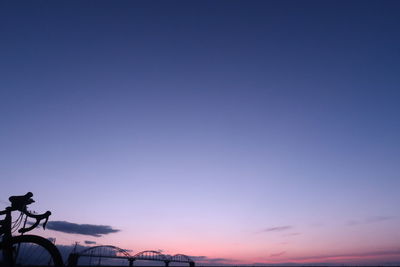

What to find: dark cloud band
left=46, top=221, right=119, bottom=237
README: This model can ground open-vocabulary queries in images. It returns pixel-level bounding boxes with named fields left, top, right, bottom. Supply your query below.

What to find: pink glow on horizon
left=35, top=228, right=400, bottom=265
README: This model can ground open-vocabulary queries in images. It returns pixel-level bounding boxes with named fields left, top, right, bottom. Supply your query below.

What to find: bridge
left=68, top=245, right=195, bottom=267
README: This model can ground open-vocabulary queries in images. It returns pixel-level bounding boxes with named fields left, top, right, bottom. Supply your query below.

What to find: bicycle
left=0, top=192, right=64, bottom=266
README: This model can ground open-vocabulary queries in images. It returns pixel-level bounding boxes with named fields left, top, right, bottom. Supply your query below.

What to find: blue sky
left=1, top=1, right=400, bottom=265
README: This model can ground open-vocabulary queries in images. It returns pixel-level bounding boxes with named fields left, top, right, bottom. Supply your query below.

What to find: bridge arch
left=68, top=245, right=133, bottom=266
left=79, top=245, right=132, bottom=257
left=133, top=250, right=169, bottom=261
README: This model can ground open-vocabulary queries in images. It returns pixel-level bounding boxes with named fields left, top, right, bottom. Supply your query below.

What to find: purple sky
left=1, top=1, right=400, bottom=265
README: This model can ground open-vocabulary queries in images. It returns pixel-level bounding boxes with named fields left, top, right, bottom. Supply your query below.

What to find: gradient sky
left=1, top=1, right=400, bottom=265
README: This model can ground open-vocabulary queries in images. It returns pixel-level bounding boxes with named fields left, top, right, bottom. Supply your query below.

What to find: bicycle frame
left=1, top=207, right=20, bottom=266
left=0, top=207, right=13, bottom=241
left=1, top=192, right=50, bottom=240
left=0, top=193, right=64, bottom=266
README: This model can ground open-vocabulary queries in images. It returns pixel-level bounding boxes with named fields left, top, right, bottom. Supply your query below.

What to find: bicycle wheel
left=1, top=235, right=64, bottom=266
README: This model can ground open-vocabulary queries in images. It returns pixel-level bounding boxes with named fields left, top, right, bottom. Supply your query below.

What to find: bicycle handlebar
left=2, top=193, right=53, bottom=234
left=18, top=210, right=52, bottom=234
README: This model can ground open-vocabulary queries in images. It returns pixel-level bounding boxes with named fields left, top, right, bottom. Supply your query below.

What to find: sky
left=1, top=0, right=400, bottom=265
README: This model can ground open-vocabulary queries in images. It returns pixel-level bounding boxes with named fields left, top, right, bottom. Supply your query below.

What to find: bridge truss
left=68, top=246, right=195, bottom=267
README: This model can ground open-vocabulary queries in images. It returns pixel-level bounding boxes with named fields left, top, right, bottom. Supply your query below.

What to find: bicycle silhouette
left=0, top=192, right=63, bottom=266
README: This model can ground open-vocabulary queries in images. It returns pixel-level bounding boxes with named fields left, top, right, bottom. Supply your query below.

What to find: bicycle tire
left=1, top=234, right=64, bottom=266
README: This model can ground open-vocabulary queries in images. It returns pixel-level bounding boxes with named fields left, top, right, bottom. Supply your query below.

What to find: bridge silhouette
left=68, top=245, right=195, bottom=267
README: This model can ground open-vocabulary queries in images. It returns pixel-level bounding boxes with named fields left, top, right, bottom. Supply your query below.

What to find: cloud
left=284, top=232, right=301, bottom=237
left=290, top=249, right=400, bottom=262
left=347, top=216, right=395, bottom=226
left=270, top=251, right=286, bottom=257
left=84, top=240, right=96, bottom=245
left=259, top=225, right=293, bottom=233
left=190, top=256, right=236, bottom=264
left=46, top=221, right=120, bottom=237
left=366, top=215, right=395, bottom=223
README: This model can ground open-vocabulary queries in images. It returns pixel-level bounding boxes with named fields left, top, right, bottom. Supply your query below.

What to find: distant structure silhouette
left=68, top=246, right=195, bottom=267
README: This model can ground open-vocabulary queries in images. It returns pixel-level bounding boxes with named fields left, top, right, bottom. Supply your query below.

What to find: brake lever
left=42, top=211, right=51, bottom=230
left=18, top=210, right=52, bottom=233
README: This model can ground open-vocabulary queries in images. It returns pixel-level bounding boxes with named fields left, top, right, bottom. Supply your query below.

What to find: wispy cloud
left=270, top=251, right=286, bottom=257
left=290, top=249, right=400, bottom=262
left=46, top=221, right=120, bottom=237
left=191, top=256, right=236, bottom=265
left=84, top=240, right=96, bottom=245
left=347, top=216, right=395, bottom=226
left=283, top=232, right=301, bottom=237
left=258, top=225, right=293, bottom=233
left=366, top=216, right=395, bottom=223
